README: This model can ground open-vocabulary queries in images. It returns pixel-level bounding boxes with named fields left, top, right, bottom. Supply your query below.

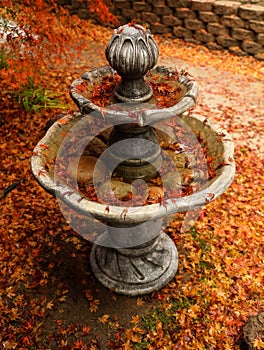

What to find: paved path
left=159, top=56, right=264, bottom=157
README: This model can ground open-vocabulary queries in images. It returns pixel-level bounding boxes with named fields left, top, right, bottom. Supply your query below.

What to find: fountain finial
left=105, top=23, right=159, bottom=103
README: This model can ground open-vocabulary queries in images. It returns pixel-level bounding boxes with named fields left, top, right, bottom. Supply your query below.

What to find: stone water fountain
left=31, top=24, right=235, bottom=295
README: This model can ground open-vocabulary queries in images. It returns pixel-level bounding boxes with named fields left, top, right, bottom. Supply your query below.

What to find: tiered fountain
left=31, top=24, right=235, bottom=295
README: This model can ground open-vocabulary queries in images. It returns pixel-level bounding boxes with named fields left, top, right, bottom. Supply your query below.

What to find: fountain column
left=105, top=24, right=161, bottom=181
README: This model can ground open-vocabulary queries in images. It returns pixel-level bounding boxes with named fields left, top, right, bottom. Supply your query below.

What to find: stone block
left=71, top=0, right=84, bottom=9
left=231, top=28, right=255, bottom=40
left=116, top=15, right=127, bottom=25
left=113, top=0, right=131, bottom=9
left=152, top=0, right=165, bottom=5
left=175, top=7, right=196, bottom=19
left=241, top=39, right=264, bottom=53
left=228, top=46, right=249, bottom=56
left=173, top=26, right=193, bottom=38
left=199, top=11, right=220, bottom=22
left=249, top=20, right=264, bottom=32
left=162, top=15, right=182, bottom=26
left=153, top=5, right=173, bottom=15
left=208, top=22, right=229, bottom=35
left=112, top=8, right=122, bottom=16
left=257, top=33, right=264, bottom=44
left=78, top=9, right=89, bottom=19
left=238, top=4, right=264, bottom=20
left=150, top=22, right=171, bottom=33
left=192, top=0, right=214, bottom=11
left=185, top=18, right=205, bottom=30
left=185, top=38, right=202, bottom=44
left=255, top=52, right=264, bottom=61
left=213, top=1, right=240, bottom=15
left=133, top=2, right=152, bottom=12
left=167, top=0, right=191, bottom=7
left=141, top=11, right=160, bottom=22
left=194, top=29, right=215, bottom=42
left=206, top=41, right=223, bottom=49
left=65, top=5, right=75, bottom=15
left=221, top=15, right=246, bottom=28
left=122, top=9, right=137, bottom=19
left=216, top=34, right=239, bottom=47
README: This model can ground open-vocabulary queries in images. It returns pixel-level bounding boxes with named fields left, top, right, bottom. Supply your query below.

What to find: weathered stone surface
left=186, top=38, right=202, bottom=44
left=255, top=51, right=264, bottom=60
left=67, top=156, right=105, bottom=185
left=152, top=0, right=165, bottom=5
left=112, top=7, right=122, bottom=16
left=122, top=8, right=137, bottom=18
left=249, top=19, right=264, bottom=32
left=147, top=185, right=164, bottom=201
left=141, top=11, right=160, bottom=22
left=163, top=150, right=189, bottom=168
left=216, top=34, right=239, bottom=46
left=98, top=179, right=137, bottom=201
left=242, top=39, right=264, bottom=53
left=90, top=231, right=179, bottom=295
left=213, top=1, right=240, bottom=15
left=199, top=11, right=220, bottom=22
left=113, top=0, right=131, bottom=9
left=173, top=26, right=193, bottom=38
left=150, top=22, right=171, bottom=33
left=115, top=15, right=127, bottom=25
left=238, top=4, right=264, bottom=20
left=191, top=0, right=214, bottom=11
left=242, top=313, right=264, bottom=350
left=83, top=137, right=107, bottom=157
left=221, top=15, right=246, bottom=27
left=78, top=9, right=89, bottom=19
left=175, top=7, right=196, bottom=19
left=162, top=15, right=182, bottom=26
left=153, top=5, right=173, bottom=15
left=229, top=46, right=249, bottom=55
left=206, top=41, right=223, bottom=49
left=257, top=32, right=264, bottom=44
left=231, top=27, right=255, bottom=40
left=195, top=28, right=215, bottom=41
left=133, top=1, right=152, bottom=12
left=208, top=22, right=229, bottom=35
left=185, top=18, right=205, bottom=30
left=167, top=0, right=191, bottom=7
left=72, top=0, right=86, bottom=9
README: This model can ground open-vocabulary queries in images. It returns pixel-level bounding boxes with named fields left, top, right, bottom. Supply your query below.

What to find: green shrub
left=17, top=79, right=68, bottom=113
left=0, top=48, right=9, bottom=70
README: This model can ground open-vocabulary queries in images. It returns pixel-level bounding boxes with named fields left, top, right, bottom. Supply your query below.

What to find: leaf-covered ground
left=1, top=22, right=263, bottom=349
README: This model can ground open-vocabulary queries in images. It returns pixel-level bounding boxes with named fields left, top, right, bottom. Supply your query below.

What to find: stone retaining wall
left=60, top=0, right=264, bottom=59
left=113, top=0, right=264, bottom=59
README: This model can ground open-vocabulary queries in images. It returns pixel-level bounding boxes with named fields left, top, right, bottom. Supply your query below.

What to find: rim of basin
left=31, top=113, right=235, bottom=225
left=69, top=65, right=198, bottom=127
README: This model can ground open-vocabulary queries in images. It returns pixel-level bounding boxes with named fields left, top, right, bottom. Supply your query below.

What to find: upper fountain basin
left=70, top=65, right=198, bottom=127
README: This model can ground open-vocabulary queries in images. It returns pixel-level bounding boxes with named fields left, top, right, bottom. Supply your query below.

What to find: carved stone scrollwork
left=90, top=231, right=178, bottom=296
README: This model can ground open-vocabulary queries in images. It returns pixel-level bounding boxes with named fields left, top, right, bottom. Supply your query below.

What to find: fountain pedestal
left=91, top=231, right=178, bottom=296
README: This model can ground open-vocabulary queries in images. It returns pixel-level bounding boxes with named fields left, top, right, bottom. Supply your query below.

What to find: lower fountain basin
left=31, top=112, right=235, bottom=226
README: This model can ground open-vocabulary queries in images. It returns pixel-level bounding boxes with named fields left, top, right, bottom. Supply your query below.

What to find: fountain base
left=90, top=232, right=178, bottom=296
